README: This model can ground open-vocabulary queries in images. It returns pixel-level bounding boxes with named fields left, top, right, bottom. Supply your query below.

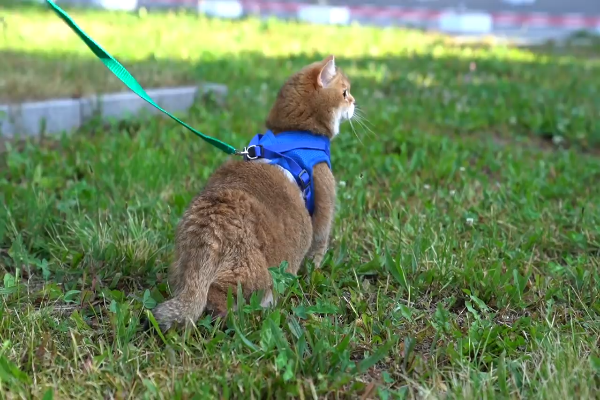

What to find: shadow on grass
left=2, top=43, right=600, bottom=151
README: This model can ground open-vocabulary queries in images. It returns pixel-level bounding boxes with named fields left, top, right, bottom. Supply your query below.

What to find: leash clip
left=237, top=145, right=262, bottom=160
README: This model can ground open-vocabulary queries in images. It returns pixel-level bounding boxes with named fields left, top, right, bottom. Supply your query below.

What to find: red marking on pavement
left=145, top=0, right=600, bottom=29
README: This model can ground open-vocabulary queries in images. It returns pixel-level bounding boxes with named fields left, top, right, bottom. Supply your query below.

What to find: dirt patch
left=483, top=131, right=599, bottom=157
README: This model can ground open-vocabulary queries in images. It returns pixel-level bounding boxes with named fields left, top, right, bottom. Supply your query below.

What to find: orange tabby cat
left=150, top=55, right=355, bottom=331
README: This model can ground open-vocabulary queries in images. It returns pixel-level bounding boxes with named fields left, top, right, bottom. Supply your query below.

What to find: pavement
left=298, top=0, right=598, bottom=16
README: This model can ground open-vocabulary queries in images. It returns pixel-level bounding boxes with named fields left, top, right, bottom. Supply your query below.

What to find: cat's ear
left=317, top=55, right=336, bottom=88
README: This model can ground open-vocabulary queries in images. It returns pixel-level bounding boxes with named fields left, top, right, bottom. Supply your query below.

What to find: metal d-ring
left=236, top=145, right=259, bottom=160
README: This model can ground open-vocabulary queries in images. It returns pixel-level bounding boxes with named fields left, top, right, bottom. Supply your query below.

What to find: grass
left=1, top=2, right=600, bottom=399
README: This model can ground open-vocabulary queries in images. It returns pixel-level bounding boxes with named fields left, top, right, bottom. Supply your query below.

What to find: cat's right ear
left=317, top=55, right=336, bottom=88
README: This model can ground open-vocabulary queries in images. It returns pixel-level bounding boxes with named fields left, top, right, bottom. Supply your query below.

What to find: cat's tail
left=148, top=256, right=216, bottom=333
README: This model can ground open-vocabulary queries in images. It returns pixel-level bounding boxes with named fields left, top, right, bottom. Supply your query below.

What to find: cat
left=150, top=55, right=355, bottom=331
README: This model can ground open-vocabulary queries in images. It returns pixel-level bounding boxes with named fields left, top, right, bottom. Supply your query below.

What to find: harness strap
left=244, top=145, right=312, bottom=195
left=242, top=131, right=331, bottom=215
left=248, top=133, right=331, bottom=154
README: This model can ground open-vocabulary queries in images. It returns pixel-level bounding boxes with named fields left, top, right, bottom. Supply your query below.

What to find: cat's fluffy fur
left=151, top=55, right=355, bottom=331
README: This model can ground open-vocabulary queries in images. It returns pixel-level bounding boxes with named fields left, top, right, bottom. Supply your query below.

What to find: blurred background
left=1, top=0, right=599, bottom=397
left=51, top=0, right=600, bottom=43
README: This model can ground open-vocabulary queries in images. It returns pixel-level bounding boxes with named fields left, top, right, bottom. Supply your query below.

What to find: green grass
left=1, top=2, right=600, bottom=399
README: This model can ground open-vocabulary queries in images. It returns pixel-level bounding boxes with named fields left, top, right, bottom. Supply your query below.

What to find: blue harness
left=242, top=130, right=331, bottom=215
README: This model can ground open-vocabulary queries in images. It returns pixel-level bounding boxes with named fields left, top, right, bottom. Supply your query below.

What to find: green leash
left=45, top=0, right=239, bottom=156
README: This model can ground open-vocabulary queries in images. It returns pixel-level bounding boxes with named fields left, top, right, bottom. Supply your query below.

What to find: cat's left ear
left=317, top=55, right=336, bottom=88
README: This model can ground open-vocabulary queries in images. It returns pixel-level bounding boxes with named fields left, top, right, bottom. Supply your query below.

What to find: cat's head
left=266, top=55, right=355, bottom=139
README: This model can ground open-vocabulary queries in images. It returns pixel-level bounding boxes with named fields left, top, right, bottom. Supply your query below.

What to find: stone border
left=0, top=84, right=228, bottom=138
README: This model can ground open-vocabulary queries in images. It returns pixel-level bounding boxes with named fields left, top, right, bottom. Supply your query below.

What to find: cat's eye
left=343, top=89, right=348, bottom=98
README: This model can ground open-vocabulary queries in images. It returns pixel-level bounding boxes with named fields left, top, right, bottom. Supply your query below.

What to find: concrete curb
left=0, top=84, right=228, bottom=138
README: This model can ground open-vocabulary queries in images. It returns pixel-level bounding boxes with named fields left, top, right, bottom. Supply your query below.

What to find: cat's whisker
left=353, top=108, right=376, bottom=129
left=356, top=115, right=374, bottom=129
left=353, top=114, right=377, bottom=138
left=359, top=123, right=377, bottom=139
left=348, top=119, right=364, bottom=145
left=355, top=111, right=378, bottom=137
left=354, top=109, right=375, bottom=127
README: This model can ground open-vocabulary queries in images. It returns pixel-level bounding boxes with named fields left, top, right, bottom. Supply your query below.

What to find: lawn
left=1, top=1, right=600, bottom=399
